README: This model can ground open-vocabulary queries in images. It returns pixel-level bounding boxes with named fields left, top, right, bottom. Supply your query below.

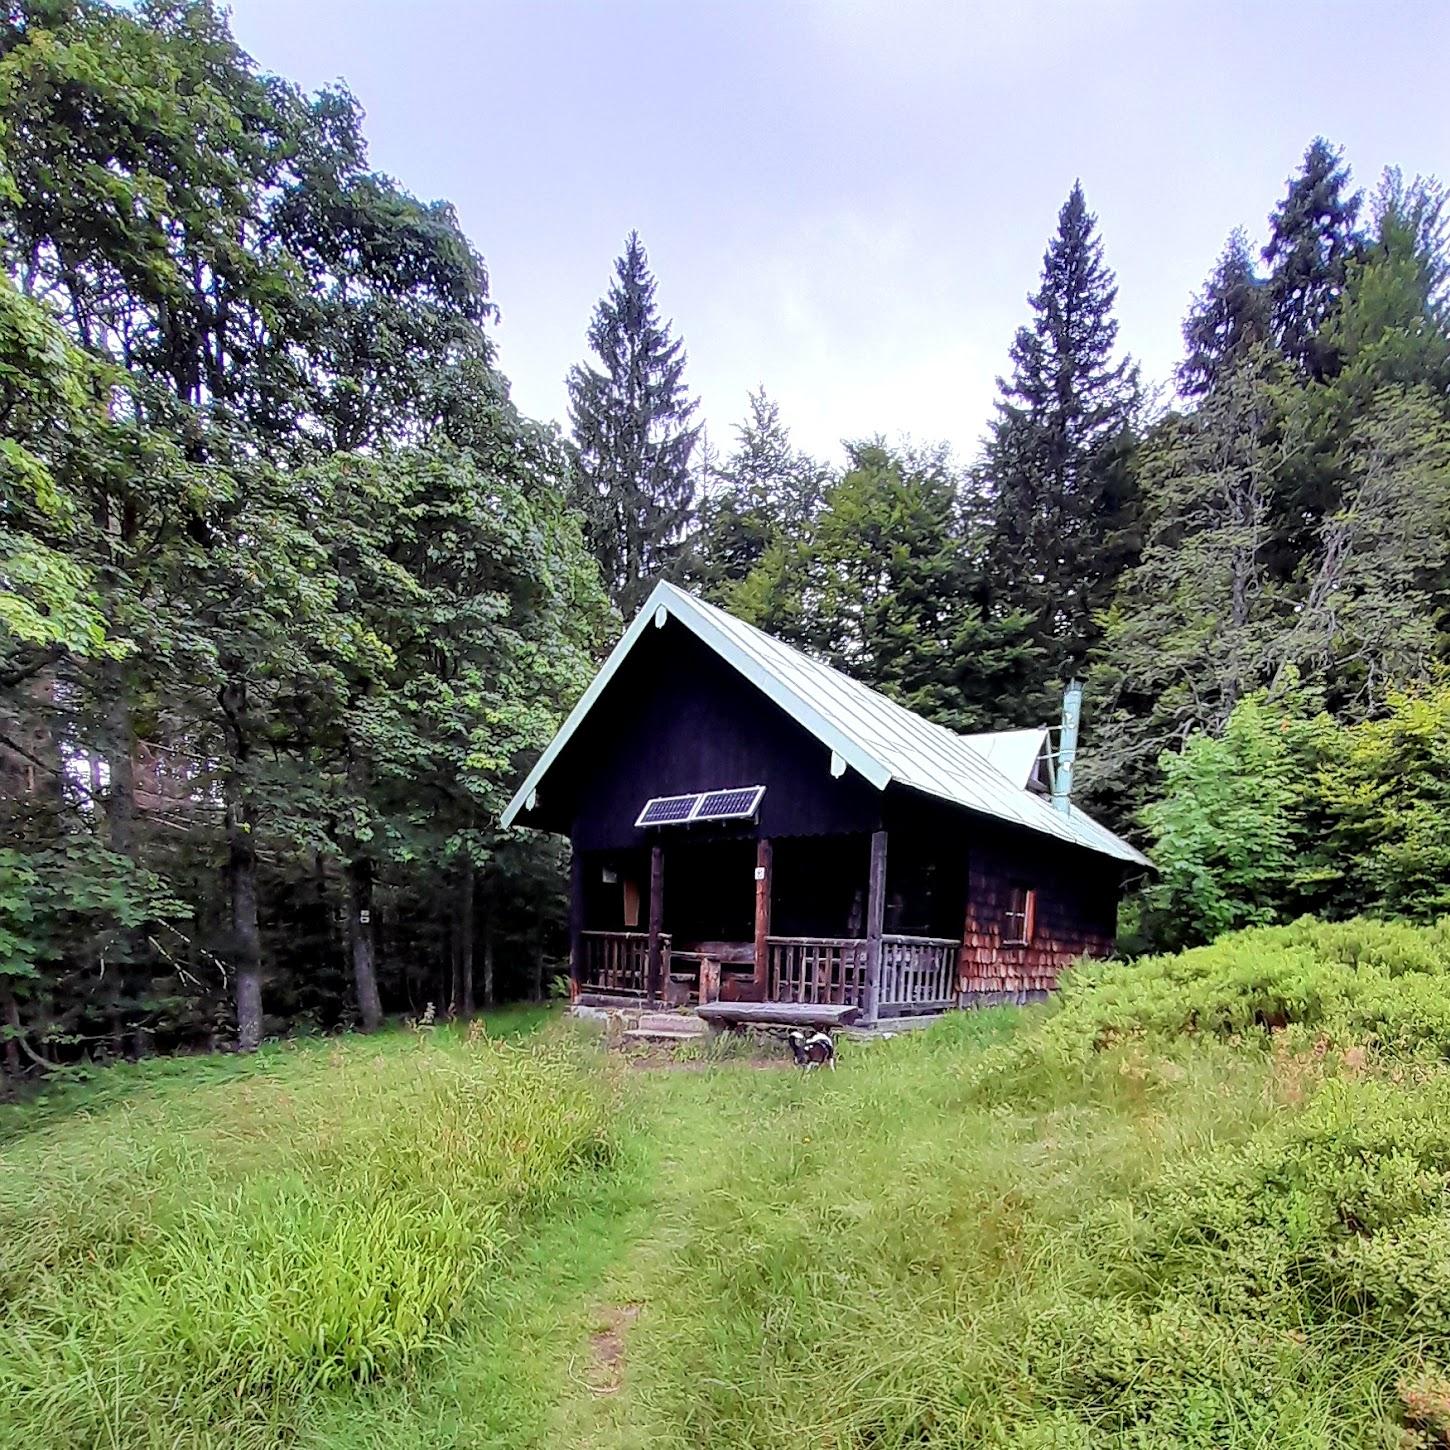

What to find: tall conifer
left=567, top=232, right=700, bottom=614
left=981, top=183, right=1141, bottom=680
left=1263, top=138, right=1363, bottom=380
left=1179, top=230, right=1271, bottom=398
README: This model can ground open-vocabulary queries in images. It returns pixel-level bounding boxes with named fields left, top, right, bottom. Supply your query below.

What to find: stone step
left=621, top=1026, right=706, bottom=1044
left=633, top=1011, right=707, bottom=1036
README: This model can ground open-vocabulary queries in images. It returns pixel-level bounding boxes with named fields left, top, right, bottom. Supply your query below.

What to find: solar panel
left=693, top=785, right=766, bottom=822
left=635, top=793, right=701, bottom=827
left=634, top=786, right=766, bottom=828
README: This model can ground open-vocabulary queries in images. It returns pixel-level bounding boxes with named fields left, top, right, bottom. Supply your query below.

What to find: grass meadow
left=7, top=920, right=1450, bottom=1447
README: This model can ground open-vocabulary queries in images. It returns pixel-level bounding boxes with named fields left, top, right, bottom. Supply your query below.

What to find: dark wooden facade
left=516, top=615, right=1129, bottom=1020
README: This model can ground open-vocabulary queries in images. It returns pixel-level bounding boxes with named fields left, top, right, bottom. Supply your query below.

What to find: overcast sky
left=227, top=0, right=1448, bottom=467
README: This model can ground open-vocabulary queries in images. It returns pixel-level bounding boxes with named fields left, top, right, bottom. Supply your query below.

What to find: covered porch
left=569, top=828, right=962, bottom=1025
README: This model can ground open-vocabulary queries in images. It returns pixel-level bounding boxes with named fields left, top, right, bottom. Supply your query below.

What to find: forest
left=3, top=0, right=1449, bottom=1074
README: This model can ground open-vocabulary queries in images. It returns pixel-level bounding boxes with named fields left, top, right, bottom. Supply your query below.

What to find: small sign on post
left=358, top=909, right=371, bottom=925
left=754, top=865, right=766, bottom=881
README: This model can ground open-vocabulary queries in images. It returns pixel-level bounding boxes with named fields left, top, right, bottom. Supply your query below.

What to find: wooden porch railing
left=879, top=934, right=958, bottom=1012
left=579, top=931, right=669, bottom=997
left=583, top=930, right=959, bottom=1012
left=767, top=934, right=959, bottom=1011
left=767, top=937, right=869, bottom=1005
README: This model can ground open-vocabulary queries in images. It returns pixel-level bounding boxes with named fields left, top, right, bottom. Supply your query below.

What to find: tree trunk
left=1, top=978, right=21, bottom=1079
left=103, top=663, right=135, bottom=856
left=448, top=917, right=461, bottom=1018
left=459, top=860, right=475, bottom=1017
left=220, top=679, right=264, bottom=1052
left=347, top=855, right=384, bottom=1031
left=102, top=664, right=135, bottom=1055
left=482, top=906, right=496, bottom=1009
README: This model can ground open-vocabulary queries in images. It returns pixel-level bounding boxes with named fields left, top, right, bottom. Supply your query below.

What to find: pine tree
left=981, top=183, right=1141, bottom=680
left=1263, top=138, right=1363, bottom=380
left=689, top=389, right=826, bottom=605
left=567, top=232, right=700, bottom=615
left=1179, top=229, right=1271, bottom=397
left=1324, top=170, right=1450, bottom=409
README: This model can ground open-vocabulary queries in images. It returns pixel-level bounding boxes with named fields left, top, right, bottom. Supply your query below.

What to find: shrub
left=1045, top=915, right=1450, bottom=1057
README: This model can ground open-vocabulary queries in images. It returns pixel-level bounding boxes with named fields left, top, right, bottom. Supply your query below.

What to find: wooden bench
left=695, top=1001, right=860, bottom=1032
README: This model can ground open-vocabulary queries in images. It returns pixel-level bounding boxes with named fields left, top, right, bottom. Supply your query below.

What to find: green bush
left=616, top=920, right=1450, bottom=1447
left=1047, top=915, right=1450, bottom=1056
left=0, top=1027, right=620, bottom=1448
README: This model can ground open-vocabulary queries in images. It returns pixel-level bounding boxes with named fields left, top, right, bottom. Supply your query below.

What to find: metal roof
left=960, top=726, right=1050, bottom=789
left=501, top=581, right=1150, bottom=867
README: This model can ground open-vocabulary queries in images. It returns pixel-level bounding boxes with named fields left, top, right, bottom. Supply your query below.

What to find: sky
left=226, top=0, right=1449, bottom=467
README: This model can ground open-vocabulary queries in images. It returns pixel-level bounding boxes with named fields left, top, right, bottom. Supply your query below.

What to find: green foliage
left=12, top=930, right=1450, bottom=1447
left=1090, top=345, right=1294, bottom=809
left=0, top=0, right=611, bottom=1063
left=1046, top=915, right=1450, bottom=1055
left=599, top=921, right=1450, bottom=1449
left=1140, top=678, right=1333, bottom=947
left=1263, top=137, right=1364, bottom=380
left=730, top=440, right=1049, bottom=731
left=1317, top=683, right=1450, bottom=919
left=688, top=388, right=826, bottom=606
left=1178, top=228, right=1272, bottom=396
left=0, top=837, right=180, bottom=986
left=0, top=1022, right=620, bottom=1446
left=1094, top=141, right=1450, bottom=846
left=1139, top=680, right=1450, bottom=947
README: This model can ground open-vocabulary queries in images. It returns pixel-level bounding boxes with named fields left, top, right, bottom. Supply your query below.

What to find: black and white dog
left=787, top=1028, right=836, bottom=1071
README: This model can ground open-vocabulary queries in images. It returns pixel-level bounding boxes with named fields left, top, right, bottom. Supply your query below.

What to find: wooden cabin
left=502, top=582, right=1148, bottom=1025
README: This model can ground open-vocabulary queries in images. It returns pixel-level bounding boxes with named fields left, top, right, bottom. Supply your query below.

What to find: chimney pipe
left=1052, top=680, right=1082, bottom=815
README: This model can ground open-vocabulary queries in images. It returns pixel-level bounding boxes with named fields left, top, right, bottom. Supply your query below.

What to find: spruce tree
left=567, top=232, right=700, bottom=615
left=981, top=183, right=1141, bottom=680
left=689, top=389, right=826, bottom=604
left=1263, top=138, right=1363, bottom=381
left=1179, top=229, right=1271, bottom=397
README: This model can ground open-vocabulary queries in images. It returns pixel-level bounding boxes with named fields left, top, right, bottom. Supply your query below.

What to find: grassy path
left=295, top=1048, right=794, bottom=1449
left=547, top=1065, right=737, bottom=1449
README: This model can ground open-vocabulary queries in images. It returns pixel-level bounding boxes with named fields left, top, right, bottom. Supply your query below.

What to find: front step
left=633, top=1011, right=707, bottom=1036
left=621, top=1026, right=706, bottom=1045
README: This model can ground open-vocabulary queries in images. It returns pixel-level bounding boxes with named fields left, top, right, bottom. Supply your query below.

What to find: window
left=1003, top=885, right=1036, bottom=946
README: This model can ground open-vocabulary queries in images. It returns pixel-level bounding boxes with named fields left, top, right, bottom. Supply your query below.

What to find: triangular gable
left=959, top=726, right=1051, bottom=790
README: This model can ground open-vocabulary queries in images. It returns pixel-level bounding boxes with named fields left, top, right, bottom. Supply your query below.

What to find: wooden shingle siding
left=957, top=833, right=1120, bottom=999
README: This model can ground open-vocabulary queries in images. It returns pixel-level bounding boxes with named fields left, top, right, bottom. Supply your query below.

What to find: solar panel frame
left=634, top=793, right=702, bottom=828
left=634, top=785, right=766, bottom=829
left=692, top=784, right=767, bottom=823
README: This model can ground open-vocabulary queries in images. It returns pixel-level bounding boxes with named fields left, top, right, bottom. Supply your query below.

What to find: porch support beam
left=646, top=844, right=665, bottom=1002
left=863, top=828, right=888, bottom=1024
left=753, top=838, right=773, bottom=997
left=567, top=848, right=585, bottom=1001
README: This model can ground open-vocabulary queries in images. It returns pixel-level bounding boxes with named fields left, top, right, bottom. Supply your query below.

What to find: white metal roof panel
left=957, top=726, right=1050, bottom=789
left=502, top=582, right=1150, bottom=867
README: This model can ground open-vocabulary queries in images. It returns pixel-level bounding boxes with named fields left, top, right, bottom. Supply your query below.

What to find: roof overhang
left=501, top=581, right=1149, bottom=869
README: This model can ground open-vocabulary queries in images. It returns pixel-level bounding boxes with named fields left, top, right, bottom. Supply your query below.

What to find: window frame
left=1002, top=883, right=1036, bottom=947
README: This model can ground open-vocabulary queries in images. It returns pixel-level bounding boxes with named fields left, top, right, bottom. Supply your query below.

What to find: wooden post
left=753, top=837, right=773, bottom=998
left=646, top=844, right=665, bottom=1003
left=863, top=829, right=888, bottom=1025
left=568, top=848, right=585, bottom=1001
left=700, top=956, right=721, bottom=1004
